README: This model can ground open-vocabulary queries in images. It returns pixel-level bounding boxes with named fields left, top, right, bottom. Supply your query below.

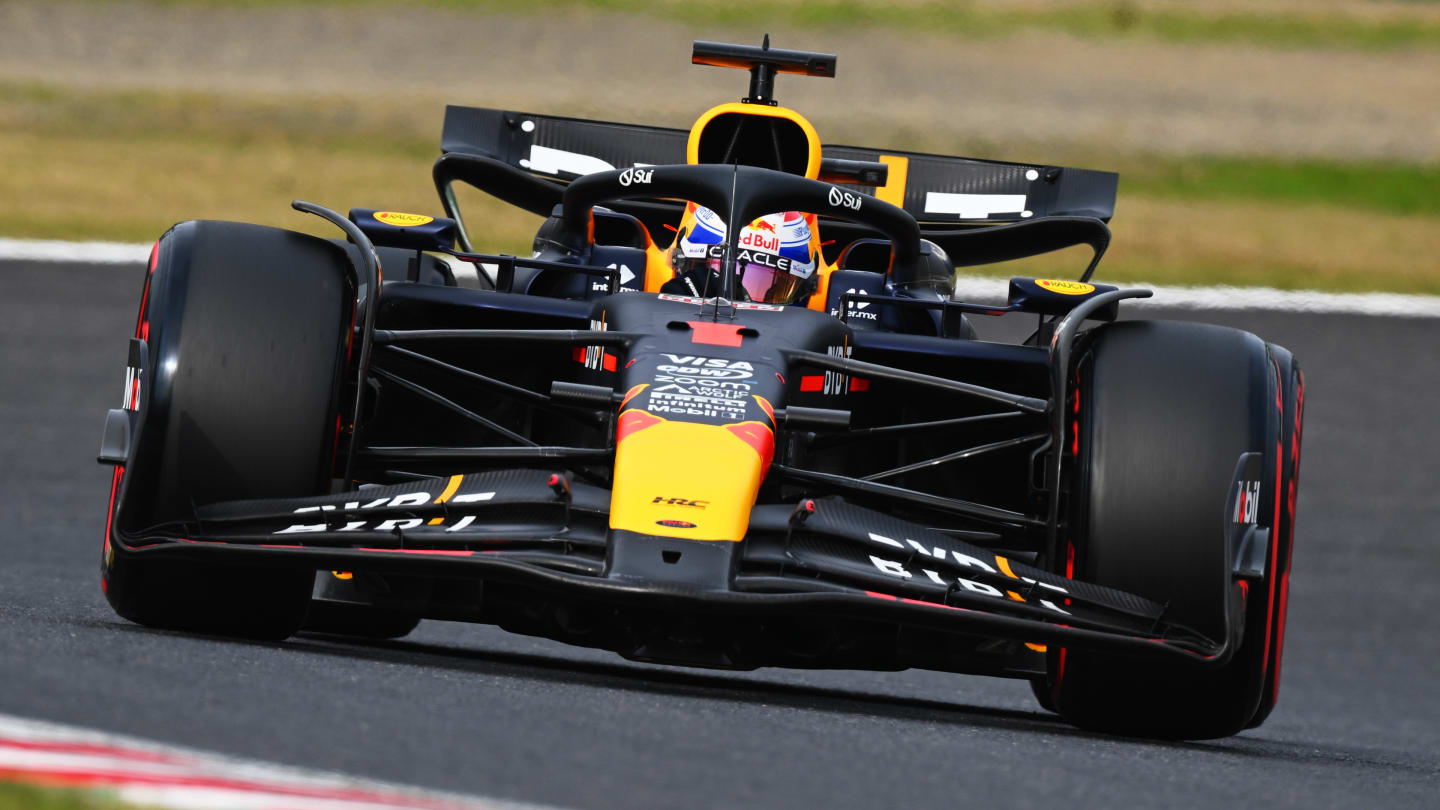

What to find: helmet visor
left=674, top=257, right=805, bottom=304
left=738, top=262, right=803, bottom=304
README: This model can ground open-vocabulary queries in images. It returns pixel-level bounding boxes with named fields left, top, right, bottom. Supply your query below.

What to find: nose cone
left=609, top=400, right=774, bottom=542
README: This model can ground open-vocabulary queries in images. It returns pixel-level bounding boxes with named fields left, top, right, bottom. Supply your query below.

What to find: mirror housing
left=349, top=208, right=458, bottom=252
left=1007, top=277, right=1120, bottom=321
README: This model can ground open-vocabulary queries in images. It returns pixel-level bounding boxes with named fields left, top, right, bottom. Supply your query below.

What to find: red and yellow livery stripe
left=610, top=410, right=774, bottom=541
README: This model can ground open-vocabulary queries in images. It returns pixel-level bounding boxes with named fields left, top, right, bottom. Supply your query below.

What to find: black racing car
left=97, top=41, right=1304, bottom=739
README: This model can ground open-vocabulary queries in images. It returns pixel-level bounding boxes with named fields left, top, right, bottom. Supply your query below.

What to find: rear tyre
left=102, top=221, right=353, bottom=641
left=1044, top=320, right=1293, bottom=739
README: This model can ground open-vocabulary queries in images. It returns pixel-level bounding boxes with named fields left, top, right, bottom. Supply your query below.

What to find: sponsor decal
left=647, top=391, right=748, bottom=420
left=1035, top=279, right=1095, bottom=296
left=863, top=531, right=1072, bottom=615
left=657, top=354, right=755, bottom=379
left=651, top=375, right=750, bottom=393
left=655, top=293, right=782, bottom=311
left=591, top=263, right=638, bottom=292
left=579, top=318, right=609, bottom=371
left=704, top=243, right=794, bottom=273
left=828, top=186, right=863, bottom=211
left=372, top=211, right=433, bottom=227
left=652, top=496, right=708, bottom=509
left=275, top=513, right=490, bottom=535
left=1234, top=479, right=1262, bottom=524
left=524, top=143, right=615, bottom=176
left=923, top=191, right=1028, bottom=219
left=822, top=345, right=851, bottom=396
left=121, top=366, right=141, bottom=411
left=680, top=239, right=710, bottom=260
left=618, top=167, right=654, bottom=187
left=656, top=519, right=698, bottom=529
left=651, top=383, right=749, bottom=400
left=739, top=230, right=780, bottom=252
left=646, top=378, right=753, bottom=417
left=276, top=515, right=486, bottom=534
left=835, top=285, right=875, bottom=319
left=273, top=489, right=496, bottom=534
left=831, top=288, right=878, bottom=321
left=694, top=205, right=726, bottom=231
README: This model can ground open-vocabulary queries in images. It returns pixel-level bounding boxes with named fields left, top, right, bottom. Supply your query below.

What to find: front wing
left=112, top=469, right=1234, bottom=669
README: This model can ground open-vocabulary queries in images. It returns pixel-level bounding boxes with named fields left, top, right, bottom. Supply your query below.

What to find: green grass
left=0, top=81, right=433, bottom=161
left=0, top=781, right=154, bottom=810
left=86, top=0, right=1440, bottom=51
left=3, top=79, right=1437, bottom=293
left=1119, top=156, right=1440, bottom=217
left=4, top=80, right=1433, bottom=218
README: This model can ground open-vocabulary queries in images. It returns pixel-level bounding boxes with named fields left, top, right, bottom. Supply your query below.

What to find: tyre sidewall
left=1051, top=320, right=1287, bottom=739
left=103, top=221, right=352, bottom=639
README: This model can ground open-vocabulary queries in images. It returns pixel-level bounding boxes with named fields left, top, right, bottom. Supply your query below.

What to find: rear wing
left=439, top=106, right=1117, bottom=224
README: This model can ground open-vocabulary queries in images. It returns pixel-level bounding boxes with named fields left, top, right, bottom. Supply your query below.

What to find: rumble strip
left=0, top=713, right=558, bottom=810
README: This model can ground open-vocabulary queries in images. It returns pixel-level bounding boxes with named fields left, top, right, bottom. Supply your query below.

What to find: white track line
left=953, top=276, right=1440, bottom=319
left=4, top=237, right=1437, bottom=318
left=0, top=713, right=557, bottom=810
left=0, top=237, right=152, bottom=265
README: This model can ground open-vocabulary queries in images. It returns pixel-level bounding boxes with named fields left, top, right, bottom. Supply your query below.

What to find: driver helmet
left=667, top=204, right=818, bottom=304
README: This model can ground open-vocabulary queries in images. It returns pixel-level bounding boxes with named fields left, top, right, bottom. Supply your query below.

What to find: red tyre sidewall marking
left=103, top=241, right=159, bottom=592
left=1271, top=368, right=1304, bottom=702
left=1052, top=374, right=1081, bottom=704
left=1256, top=358, right=1285, bottom=683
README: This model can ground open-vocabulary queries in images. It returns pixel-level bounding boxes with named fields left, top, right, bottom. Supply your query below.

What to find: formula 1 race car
left=97, top=40, right=1304, bottom=739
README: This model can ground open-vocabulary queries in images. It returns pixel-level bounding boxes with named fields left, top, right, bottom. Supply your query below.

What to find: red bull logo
left=750, top=218, right=778, bottom=234
left=739, top=230, right=780, bottom=252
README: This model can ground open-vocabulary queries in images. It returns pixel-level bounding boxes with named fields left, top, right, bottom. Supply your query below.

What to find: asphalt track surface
left=3, top=261, right=1438, bottom=809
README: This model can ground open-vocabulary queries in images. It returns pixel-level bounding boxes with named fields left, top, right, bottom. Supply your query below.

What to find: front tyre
left=1246, top=347, right=1304, bottom=729
left=102, top=221, right=353, bottom=640
left=1043, top=320, right=1299, bottom=739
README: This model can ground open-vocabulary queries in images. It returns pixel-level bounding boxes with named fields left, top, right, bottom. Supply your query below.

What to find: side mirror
left=1007, top=277, right=1120, bottom=321
left=348, top=209, right=458, bottom=252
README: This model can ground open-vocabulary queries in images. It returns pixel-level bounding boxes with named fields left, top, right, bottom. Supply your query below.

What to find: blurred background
left=1, top=0, right=1436, bottom=292
left=2, top=6, right=1439, bottom=808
